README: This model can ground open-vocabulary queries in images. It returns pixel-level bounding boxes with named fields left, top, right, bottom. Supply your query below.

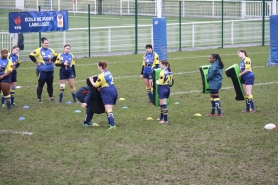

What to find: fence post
left=221, top=0, right=223, bottom=48
left=179, top=1, right=181, bottom=51
left=88, top=4, right=91, bottom=57
left=39, top=6, right=41, bottom=47
left=262, top=0, right=265, bottom=46
left=135, top=0, right=138, bottom=54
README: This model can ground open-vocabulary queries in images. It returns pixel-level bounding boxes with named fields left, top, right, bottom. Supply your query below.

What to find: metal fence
left=0, top=0, right=270, bottom=58
left=1, top=0, right=275, bottom=18
left=0, top=19, right=268, bottom=58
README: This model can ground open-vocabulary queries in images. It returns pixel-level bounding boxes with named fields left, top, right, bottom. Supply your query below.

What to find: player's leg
left=10, top=82, right=17, bottom=105
left=59, top=79, right=66, bottom=103
left=83, top=101, right=94, bottom=126
left=212, top=94, right=222, bottom=117
left=46, top=71, right=54, bottom=101
left=105, top=104, right=115, bottom=128
left=159, top=86, right=170, bottom=123
left=143, top=73, right=153, bottom=103
left=10, top=70, right=17, bottom=105
left=1, top=92, right=4, bottom=107
left=242, top=83, right=250, bottom=112
left=37, top=71, right=46, bottom=102
left=1, top=82, right=11, bottom=110
left=209, top=93, right=216, bottom=116
left=159, top=98, right=168, bottom=123
left=37, top=79, right=46, bottom=102
left=245, top=85, right=255, bottom=112
left=68, top=78, right=77, bottom=102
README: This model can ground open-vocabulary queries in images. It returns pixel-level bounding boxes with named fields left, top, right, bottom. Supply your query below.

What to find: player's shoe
left=38, top=99, right=42, bottom=103
left=1, top=104, right=5, bottom=107
left=159, top=120, right=168, bottom=124
left=12, top=103, right=18, bottom=106
left=49, top=97, right=55, bottom=102
left=83, top=122, right=94, bottom=127
left=242, top=109, right=256, bottom=113
left=206, top=113, right=215, bottom=117
left=107, top=126, right=116, bottom=130
left=157, top=118, right=163, bottom=121
left=216, top=114, right=223, bottom=118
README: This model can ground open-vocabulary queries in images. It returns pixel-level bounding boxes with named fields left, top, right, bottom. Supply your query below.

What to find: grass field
left=1, top=45, right=278, bottom=184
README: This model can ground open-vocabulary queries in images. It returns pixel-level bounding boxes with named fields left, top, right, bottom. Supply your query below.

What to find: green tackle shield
left=152, top=68, right=170, bottom=106
left=199, top=65, right=211, bottom=93
left=225, top=64, right=245, bottom=101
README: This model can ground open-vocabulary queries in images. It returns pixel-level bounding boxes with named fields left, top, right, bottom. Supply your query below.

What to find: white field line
left=0, top=130, right=33, bottom=135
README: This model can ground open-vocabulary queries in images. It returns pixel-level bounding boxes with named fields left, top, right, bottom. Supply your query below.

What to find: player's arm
left=156, top=71, right=164, bottom=85
left=239, top=58, right=252, bottom=77
left=29, top=48, right=40, bottom=63
left=141, top=65, right=144, bottom=75
left=55, top=54, right=64, bottom=67
left=1, top=60, right=13, bottom=78
left=141, top=57, right=145, bottom=75
left=72, top=65, right=76, bottom=77
left=153, top=53, right=160, bottom=68
left=243, top=58, right=252, bottom=73
left=16, top=56, right=21, bottom=69
left=90, top=74, right=103, bottom=88
left=71, top=54, right=76, bottom=77
left=207, top=65, right=215, bottom=81
left=51, top=49, right=58, bottom=63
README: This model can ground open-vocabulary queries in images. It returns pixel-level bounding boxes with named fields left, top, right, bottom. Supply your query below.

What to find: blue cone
left=19, top=117, right=25, bottom=120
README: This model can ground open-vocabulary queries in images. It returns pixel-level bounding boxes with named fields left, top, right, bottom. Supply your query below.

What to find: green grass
left=1, top=45, right=278, bottom=184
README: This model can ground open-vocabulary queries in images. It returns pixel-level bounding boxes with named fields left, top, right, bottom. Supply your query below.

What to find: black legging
left=37, top=78, right=53, bottom=99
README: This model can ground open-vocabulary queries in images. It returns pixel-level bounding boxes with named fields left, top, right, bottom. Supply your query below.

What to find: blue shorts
left=0, top=75, right=11, bottom=83
left=38, top=71, right=54, bottom=80
left=100, top=86, right=118, bottom=105
left=210, top=89, right=219, bottom=94
left=241, top=75, right=255, bottom=85
left=59, top=68, right=75, bottom=80
left=10, top=70, right=17, bottom=83
left=158, top=85, right=170, bottom=99
left=143, top=72, right=153, bottom=80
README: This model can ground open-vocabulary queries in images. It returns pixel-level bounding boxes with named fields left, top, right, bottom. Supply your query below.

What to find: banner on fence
left=8, top=11, right=69, bottom=33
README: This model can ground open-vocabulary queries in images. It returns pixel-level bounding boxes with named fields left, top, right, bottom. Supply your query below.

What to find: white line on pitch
left=0, top=130, right=33, bottom=135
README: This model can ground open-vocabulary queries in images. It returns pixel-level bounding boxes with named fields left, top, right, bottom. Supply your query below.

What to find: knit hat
left=146, top=44, right=152, bottom=49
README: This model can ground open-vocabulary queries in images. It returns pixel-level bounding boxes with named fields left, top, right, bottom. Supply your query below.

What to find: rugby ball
left=264, top=123, right=276, bottom=130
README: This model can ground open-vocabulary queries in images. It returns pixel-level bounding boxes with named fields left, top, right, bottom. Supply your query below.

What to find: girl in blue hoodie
left=207, top=54, right=224, bottom=117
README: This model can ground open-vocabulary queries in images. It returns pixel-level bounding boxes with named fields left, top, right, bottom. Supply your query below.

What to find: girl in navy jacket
left=207, top=54, right=224, bottom=117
